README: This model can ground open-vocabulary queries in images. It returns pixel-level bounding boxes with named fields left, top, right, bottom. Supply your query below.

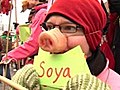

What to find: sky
left=1, top=0, right=30, bottom=24
left=0, top=0, right=30, bottom=35
left=0, top=0, right=108, bottom=32
left=1, top=0, right=108, bottom=24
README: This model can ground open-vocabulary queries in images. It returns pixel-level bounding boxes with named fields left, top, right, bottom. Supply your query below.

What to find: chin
left=50, top=48, right=69, bottom=54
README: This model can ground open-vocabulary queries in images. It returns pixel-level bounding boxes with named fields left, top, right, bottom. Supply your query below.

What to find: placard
left=19, top=24, right=31, bottom=42
left=34, top=46, right=90, bottom=89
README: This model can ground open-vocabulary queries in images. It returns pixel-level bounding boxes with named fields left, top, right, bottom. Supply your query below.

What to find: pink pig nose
left=38, top=28, right=67, bottom=53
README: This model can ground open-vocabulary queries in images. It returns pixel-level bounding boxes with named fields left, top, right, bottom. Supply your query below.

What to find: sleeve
left=2, top=9, right=47, bottom=62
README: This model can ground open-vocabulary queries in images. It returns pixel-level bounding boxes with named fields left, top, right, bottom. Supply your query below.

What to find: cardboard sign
left=33, top=46, right=90, bottom=89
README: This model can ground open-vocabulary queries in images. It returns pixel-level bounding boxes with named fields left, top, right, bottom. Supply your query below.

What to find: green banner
left=34, top=46, right=90, bottom=89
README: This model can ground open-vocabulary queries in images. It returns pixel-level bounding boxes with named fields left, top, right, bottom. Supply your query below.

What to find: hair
left=2, top=31, right=11, bottom=36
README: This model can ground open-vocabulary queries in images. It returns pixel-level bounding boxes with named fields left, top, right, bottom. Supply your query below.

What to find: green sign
left=33, top=46, right=90, bottom=89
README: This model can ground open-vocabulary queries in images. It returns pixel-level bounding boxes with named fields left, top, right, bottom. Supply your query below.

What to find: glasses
left=40, top=22, right=84, bottom=33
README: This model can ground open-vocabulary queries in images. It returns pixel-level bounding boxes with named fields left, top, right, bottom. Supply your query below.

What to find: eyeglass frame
left=40, top=22, right=84, bottom=33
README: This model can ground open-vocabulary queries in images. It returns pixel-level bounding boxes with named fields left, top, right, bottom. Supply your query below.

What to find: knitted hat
left=45, top=0, right=107, bottom=51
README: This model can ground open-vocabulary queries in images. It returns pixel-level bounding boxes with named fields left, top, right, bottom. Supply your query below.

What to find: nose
left=38, top=28, right=67, bottom=53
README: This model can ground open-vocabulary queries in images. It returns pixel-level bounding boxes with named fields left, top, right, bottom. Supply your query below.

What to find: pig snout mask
left=38, top=28, right=67, bottom=53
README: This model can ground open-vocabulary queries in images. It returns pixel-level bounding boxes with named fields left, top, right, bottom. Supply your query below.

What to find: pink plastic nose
left=38, top=28, right=67, bottom=53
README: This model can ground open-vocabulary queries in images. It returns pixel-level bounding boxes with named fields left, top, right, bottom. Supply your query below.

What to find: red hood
left=45, top=0, right=107, bottom=51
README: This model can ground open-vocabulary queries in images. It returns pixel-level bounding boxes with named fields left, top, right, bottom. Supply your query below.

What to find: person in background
left=0, top=38, right=2, bottom=52
left=0, top=31, right=12, bottom=79
left=106, top=0, right=120, bottom=74
left=0, top=37, right=3, bottom=78
left=38, top=0, right=120, bottom=89
left=21, top=0, right=48, bottom=23
left=27, top=0, right=48, bottom=23
left=98, top=0, right=115, bottom=70
left=1, top=0, right=54, bottom=65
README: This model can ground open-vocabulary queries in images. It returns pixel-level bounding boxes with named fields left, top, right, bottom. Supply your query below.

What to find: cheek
left=67, top=36, right=90, bottom=53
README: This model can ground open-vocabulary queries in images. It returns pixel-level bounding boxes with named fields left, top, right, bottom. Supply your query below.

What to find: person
left=98, top=0, right=115, bottom=70
left=21, top=0, right=48, bottom=23
left=28, top=0, right=48, bottom=23
left=106, top=0, right=120, bottom=74
left=0, top=31, right=12, bottom=79
left=0, top=38, right=3, bottom=77
left=38, top=0, right=120, bottom=89
left=1, top=0, right=48, bottom=65
left=0, top=38, right=2, bottom=52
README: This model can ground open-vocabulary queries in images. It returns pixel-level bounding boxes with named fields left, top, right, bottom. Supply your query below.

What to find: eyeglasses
left=40, top=22, right=84, bottom=33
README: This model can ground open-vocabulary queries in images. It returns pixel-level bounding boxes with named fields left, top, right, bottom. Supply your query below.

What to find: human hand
left=63, top=73, right=111, bottom=90
left=1, top=55, right=16, bottom=64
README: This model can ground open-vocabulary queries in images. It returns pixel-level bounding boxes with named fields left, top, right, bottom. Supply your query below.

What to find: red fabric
left=44, top=0, right=115, bottom=69
left=45, top=0, right=106, bottom=51
left=0, top=0, right=12, bottom=15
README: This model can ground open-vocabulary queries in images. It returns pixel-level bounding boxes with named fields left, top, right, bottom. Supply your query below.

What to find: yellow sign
left=19, top=24, right=31, bottom=43
left=34, top=46, right=90, bottom=89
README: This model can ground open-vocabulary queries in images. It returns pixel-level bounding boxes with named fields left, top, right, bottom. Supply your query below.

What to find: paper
left=33, top=46, right=90, bottom=89
left=19, top=24, right=31, bottom=42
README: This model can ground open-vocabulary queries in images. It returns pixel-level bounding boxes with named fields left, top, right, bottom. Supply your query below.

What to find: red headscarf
left=45, top=0, right=115, bottom=69
left=45, top=0, right=106, bottom=51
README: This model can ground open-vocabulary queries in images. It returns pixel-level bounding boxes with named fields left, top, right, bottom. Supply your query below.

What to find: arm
left=2, top=9, right=47, bottom=62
